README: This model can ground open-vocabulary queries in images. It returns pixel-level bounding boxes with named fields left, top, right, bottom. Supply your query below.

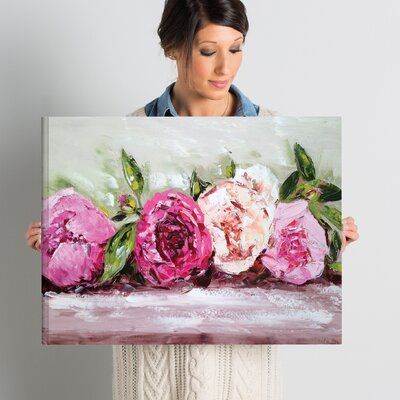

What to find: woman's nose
left=214, top=54, right=230, bottom=76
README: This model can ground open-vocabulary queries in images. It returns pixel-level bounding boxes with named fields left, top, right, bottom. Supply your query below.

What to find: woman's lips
left=209, top=80, right=229, bottom=89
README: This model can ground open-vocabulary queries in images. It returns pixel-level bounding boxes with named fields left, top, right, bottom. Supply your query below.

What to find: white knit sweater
left=113, top=105, right=285, bottom=400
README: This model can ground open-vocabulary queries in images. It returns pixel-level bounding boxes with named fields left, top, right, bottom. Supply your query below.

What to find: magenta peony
left=134, top=190, right=212, bottom=287
left=260, top=199, right=328, bottom=285
left=42, top=188, right=117, bottom=288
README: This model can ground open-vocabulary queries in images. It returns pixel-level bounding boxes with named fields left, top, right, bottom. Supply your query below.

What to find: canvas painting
left=42, top=116, right=342, bottom=345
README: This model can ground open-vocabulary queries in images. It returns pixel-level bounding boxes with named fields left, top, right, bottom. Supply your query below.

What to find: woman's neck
left=170, top=79, right=237, bottom=116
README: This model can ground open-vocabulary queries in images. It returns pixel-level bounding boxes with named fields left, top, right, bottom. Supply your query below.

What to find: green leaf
left=119, top=194, right=138, bottom=214
left=134, top=271, right=146, bottom=285
left=99, top=205, right=110, bottom=217
left=98, top=223, right=137, bottom=284
left=308, top=200, right=322, bottom=220
left=121, top=149, right=144, bottom=197
left=111, top=212, right=127, bottom=222
left=292, top=179, right=322, bottom=201
left=294, top=143, right=316, bottom=181
left=190, top=170, right=211, bottom=200
left=320, top=205, right=342, bottom=231
left=290, top=179, right=341, bottom=202
left=329, top=262, right=342, bottom=273
left=328, top=229, right=342, bottom=261
left=225, top=159, right=236, bottom=179
left=317, top=181, right=342, bottom=202
left=309, top=201, right=342, bottom=236
left=279, top=171, right=300, bottom=201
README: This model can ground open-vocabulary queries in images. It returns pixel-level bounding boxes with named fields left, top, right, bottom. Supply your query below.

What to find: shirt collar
left=147, top=82, right=258, bottom=117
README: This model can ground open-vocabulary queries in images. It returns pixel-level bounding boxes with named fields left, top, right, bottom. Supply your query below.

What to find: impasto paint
left=42, top=116, right=341, bottom=345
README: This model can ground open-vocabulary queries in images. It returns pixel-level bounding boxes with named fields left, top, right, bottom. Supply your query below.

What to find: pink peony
left=197, top=177, right=275, bottom=275
left=42, top=188, right=117, bottom=288
left=134, top=190, right=212, bottom=287
left=260, top=199, right=328, bottom=285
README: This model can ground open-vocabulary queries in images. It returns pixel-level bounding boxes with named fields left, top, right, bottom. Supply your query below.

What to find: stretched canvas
left=42, top=116, right=342, bottom=345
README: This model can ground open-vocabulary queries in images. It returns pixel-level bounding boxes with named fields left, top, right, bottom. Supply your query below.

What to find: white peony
left=197, top=164, right=279, bottom=274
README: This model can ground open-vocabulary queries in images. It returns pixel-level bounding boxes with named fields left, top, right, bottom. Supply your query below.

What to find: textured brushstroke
left=42, top=187, right=117, bottom=288
left=43, top=117, right=342, bottom=345
left=43, top=283, right=341, bottom=344
left=260, top=199, right=328, bottom=284
left=197, top=165, right=278, bottom=275
left=134, top=190, right=213, bottom=287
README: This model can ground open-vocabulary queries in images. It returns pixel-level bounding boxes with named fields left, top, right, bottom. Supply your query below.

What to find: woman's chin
left=202, top=88, right=230, bottom=101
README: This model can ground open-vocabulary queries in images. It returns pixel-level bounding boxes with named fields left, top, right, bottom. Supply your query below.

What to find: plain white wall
left=1, top=1, right=399, bottom=399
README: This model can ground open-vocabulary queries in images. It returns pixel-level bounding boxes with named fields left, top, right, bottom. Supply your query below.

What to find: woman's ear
left=170, top=47, right=185, bottom=62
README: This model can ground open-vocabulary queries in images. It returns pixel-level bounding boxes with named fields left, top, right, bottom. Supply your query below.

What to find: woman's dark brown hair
left=158, top=0, right=249, bottom=81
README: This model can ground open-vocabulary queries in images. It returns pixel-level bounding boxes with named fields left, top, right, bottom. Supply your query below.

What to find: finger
left=26, top=233, right=41, bottom=244
left=342, top=218, right=355, bottom=227
left=343, top=223, right=357, bottom=232
left=343, top=216, right=354, bottom=224
left=26, top=228, right=42, bottom=238
left=27, top=236, right=38, bottom=249
left=28, top=221, right=41, bottom=230
left=35, top=240, right=41, bottom=250
left=343, top=227, right=358, bottom=235
left=25, top=223, right=41, bottom=239
left=344, top=230, right=359, bottom=242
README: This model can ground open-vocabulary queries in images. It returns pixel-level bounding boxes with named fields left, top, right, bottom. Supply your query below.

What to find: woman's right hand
left=25, top=221, right=41, bottom=251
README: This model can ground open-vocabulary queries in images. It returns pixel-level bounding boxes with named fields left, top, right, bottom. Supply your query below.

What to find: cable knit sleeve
left=258, top=106, right=278, bottom=117
left=126, top=107, right=147, bottom=117
left=113, top=344, right=284, bottom=400
left=126, top=106, right=278, bottom=118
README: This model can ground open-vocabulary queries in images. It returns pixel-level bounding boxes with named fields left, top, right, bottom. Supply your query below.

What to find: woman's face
left=175, top=23, right=244, bottom=100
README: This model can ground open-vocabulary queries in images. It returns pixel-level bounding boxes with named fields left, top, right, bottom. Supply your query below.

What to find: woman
left=26, top=1, right=359, bottom=399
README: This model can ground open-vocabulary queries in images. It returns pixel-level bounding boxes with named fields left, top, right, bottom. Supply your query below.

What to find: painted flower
left=118, top=194, right=130, bottom=207
left=197, top=165, right=278, bottom=275
left=134, top=190, right=212, bottom=287
left=234, top=164, right=279, bottom=218
left=260, top=199, right=328, bottom=285
left=42, top=188, right=116, bottom=288
left=118, top=193, right=137, bottom=213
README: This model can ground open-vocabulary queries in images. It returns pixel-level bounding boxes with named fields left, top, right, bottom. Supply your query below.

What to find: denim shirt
left=144, top=82, right=260, bottom=117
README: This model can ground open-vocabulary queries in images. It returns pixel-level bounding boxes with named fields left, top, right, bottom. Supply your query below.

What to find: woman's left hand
left=342, top=216, right=359, bottom=251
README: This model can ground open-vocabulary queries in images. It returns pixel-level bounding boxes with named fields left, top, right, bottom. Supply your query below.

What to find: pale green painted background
left=46, top=117, right=341, bottom=215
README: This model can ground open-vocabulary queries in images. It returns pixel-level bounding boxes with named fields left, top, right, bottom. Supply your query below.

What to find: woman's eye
left=200, top=49, right=242, bottom=57
left=200, top=50, right=215, bottom=57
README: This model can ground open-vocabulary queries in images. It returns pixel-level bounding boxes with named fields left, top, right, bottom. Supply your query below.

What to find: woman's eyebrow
left=198, top=36, right=243, bottom=45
